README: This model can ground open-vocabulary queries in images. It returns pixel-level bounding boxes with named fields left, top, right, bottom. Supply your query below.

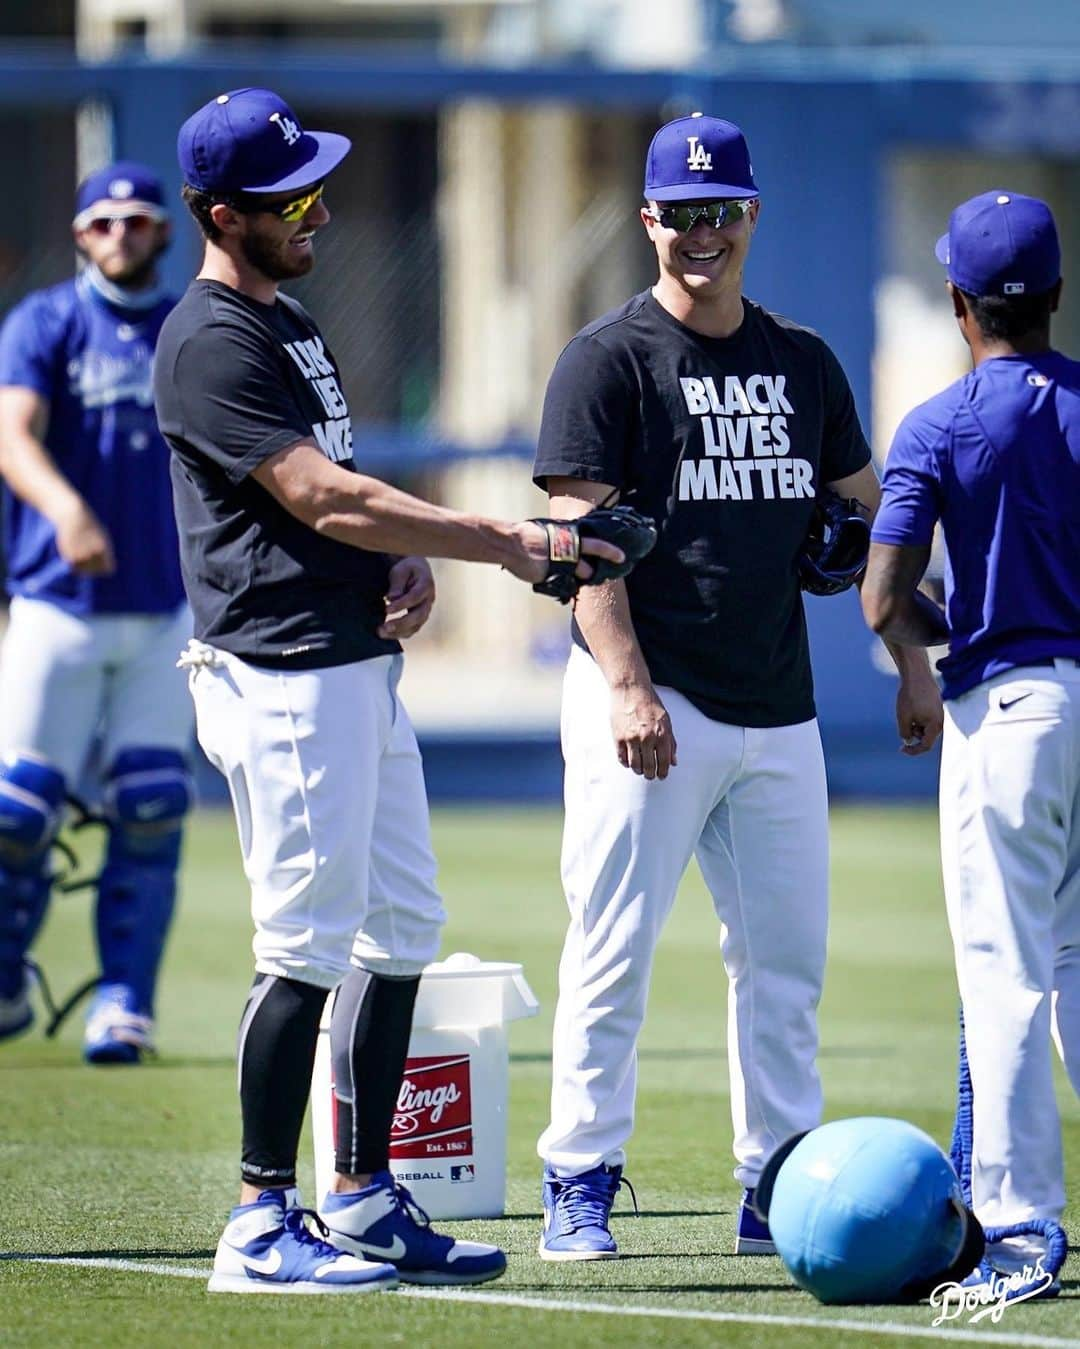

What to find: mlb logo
left=1003, top=282, right=1026, bottom=295
left=451, top=1164, right=476, bottom=1184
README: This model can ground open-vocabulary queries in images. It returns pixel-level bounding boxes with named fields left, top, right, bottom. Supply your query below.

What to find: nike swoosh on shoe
left=238, top=1249, right=283, bottom=1276
left=352, top=1236, right=406, bottom=1261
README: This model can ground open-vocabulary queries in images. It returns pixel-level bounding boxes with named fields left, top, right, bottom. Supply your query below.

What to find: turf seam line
left=8, top=1256, right=1077, bottom=1347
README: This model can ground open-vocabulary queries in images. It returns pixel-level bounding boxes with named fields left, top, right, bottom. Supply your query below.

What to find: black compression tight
left=330, top=967, right=420, bottom=1176
left=236, top=973, right=327, bottom=1190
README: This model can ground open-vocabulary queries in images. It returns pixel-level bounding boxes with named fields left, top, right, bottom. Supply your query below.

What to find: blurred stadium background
left=2, top=0, right=1078, bottom=800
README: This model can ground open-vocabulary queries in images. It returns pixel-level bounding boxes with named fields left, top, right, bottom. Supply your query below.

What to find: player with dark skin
left=862, top=275, right=1061, bottom=642
left=862, top=191, right=1078, bottom=1287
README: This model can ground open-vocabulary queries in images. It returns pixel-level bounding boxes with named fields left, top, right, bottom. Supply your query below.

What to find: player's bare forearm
left=547, top=485, right=654, bottom=694
left=829, top=466, right=947, bottom=649
left=862, top=542, right=949, bottom=646
left=830, top=476, right=944, bottom=751
left=253, top=440, right=576, bottom=581
left=574, top=581, right=677, bottom=779
left=318, top=475, right=522, bottom=565
left=572, top=579, right=651, bottom=691
left=550, top=474, right=677, bottom=780
left=0, top=386, right=116, bottom=573
left=0, top=387, right=82, bottom=522
left=881, top=632, right=935, bottom=679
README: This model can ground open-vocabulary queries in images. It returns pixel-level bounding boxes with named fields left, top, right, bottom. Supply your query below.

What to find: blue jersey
left=872, top=351, right=1080, bottom=699
left=0, top=275, right=184, bottom=615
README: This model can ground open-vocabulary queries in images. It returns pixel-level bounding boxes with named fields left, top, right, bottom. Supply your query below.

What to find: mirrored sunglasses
left=232, top=183, right=324, bottom=223
left=649, top=199, right=755, bottom=232
left=84, top=213, right=159, bottom=234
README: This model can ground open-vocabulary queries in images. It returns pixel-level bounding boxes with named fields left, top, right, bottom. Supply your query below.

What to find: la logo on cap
left=687, top=136, right=712, bottom=171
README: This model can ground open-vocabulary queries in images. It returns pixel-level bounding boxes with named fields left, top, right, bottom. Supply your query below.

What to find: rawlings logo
left=390, top=1054, right=473, bottom=1159
left=395, top=1077, right=461, bottom=1128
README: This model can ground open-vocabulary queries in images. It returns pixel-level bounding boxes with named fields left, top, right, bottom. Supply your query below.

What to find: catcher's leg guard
left=94, top=748, right=191, bottom=1016
left=0, top=753, right=66, bottom=1031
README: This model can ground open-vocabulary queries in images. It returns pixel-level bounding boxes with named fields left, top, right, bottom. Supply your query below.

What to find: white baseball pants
left=539, top=645, right=828, bottom=1186
left=0, top=595, right=193, bottom=783
left=184, top=644, right=445, bottom=990
left=940, top=659, right=1080, bottom=1229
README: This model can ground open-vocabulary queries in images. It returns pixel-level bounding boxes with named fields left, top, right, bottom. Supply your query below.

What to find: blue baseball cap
left=644, top=113, right=758, bottom=202
left=73, top=161, right=168, bottom=229
left=935, top=190, right=1060, bottom=298
left=178, top=87, right=351, bottom=196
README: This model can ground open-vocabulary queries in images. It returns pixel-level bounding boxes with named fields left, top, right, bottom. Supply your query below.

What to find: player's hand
left=378, top=556, right=435, bottom=639
left=54, top=498, right=116, bottom=575
left=510, top=521, right=625, bottom=586
left=895, top=671, right=943, bottom=756
left=611, top=682, right=678, bottom=780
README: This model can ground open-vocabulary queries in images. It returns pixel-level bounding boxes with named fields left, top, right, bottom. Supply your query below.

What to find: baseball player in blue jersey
left=863, top=190, right=1079, bottom=1282
left=531, top=113, right=943, bottom=1261
left=0, top=162, right=192, bottom=1063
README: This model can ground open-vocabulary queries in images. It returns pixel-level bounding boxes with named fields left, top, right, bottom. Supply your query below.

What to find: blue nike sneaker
left=319, top=1172, right=506, bottom=1285
left=961, top=1233, right=1062, bottom=1300
left=734, top=1187, right=776, bottom=1255
left=539, top=1162, right=636, bottom=1261
left=208, top=1187, right=399, bottom=1294
left=84, top=983, right=154, bottom=1065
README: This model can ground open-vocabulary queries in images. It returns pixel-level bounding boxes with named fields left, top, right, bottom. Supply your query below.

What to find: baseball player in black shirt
left=154, top=87, right=630, bottom=1295
left=532, top=113, right=944, bottom=1261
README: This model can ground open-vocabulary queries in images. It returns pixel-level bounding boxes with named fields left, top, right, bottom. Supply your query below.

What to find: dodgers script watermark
left=929, top=1256, right=1055, bottom=1326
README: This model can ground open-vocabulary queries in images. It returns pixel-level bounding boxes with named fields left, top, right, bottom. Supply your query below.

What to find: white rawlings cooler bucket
left=311, top=953, right=538, bottom=1218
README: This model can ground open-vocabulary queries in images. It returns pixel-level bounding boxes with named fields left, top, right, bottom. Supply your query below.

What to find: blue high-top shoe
left=84, top=983, right=154, bottom=1064
left=320, top=1171, right=506, bottom=1285
left=735, top=1187, right=776, bottom=1254
left=208, top=1187, right=398, bottom=1294
left=961, top=1232, right=1062, bottom=1300
left=539, top=1162, right=636, bottom=1261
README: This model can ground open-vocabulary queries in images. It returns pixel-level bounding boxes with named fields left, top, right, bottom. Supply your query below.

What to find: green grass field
left=1, top=805, right=1077, bottom=1347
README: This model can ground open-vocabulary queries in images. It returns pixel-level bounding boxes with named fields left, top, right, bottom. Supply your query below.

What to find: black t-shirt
left=154, top=280, right=398, bottom=669
left=533, top=291, right=870, bottom=727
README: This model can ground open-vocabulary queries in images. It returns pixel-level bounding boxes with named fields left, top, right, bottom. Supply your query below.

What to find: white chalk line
left=6, top=1255, right=1078, bottom=1348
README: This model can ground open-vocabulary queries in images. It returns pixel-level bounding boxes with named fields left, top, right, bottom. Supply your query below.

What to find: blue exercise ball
left=767, top=1117, right=971, bottom=1304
